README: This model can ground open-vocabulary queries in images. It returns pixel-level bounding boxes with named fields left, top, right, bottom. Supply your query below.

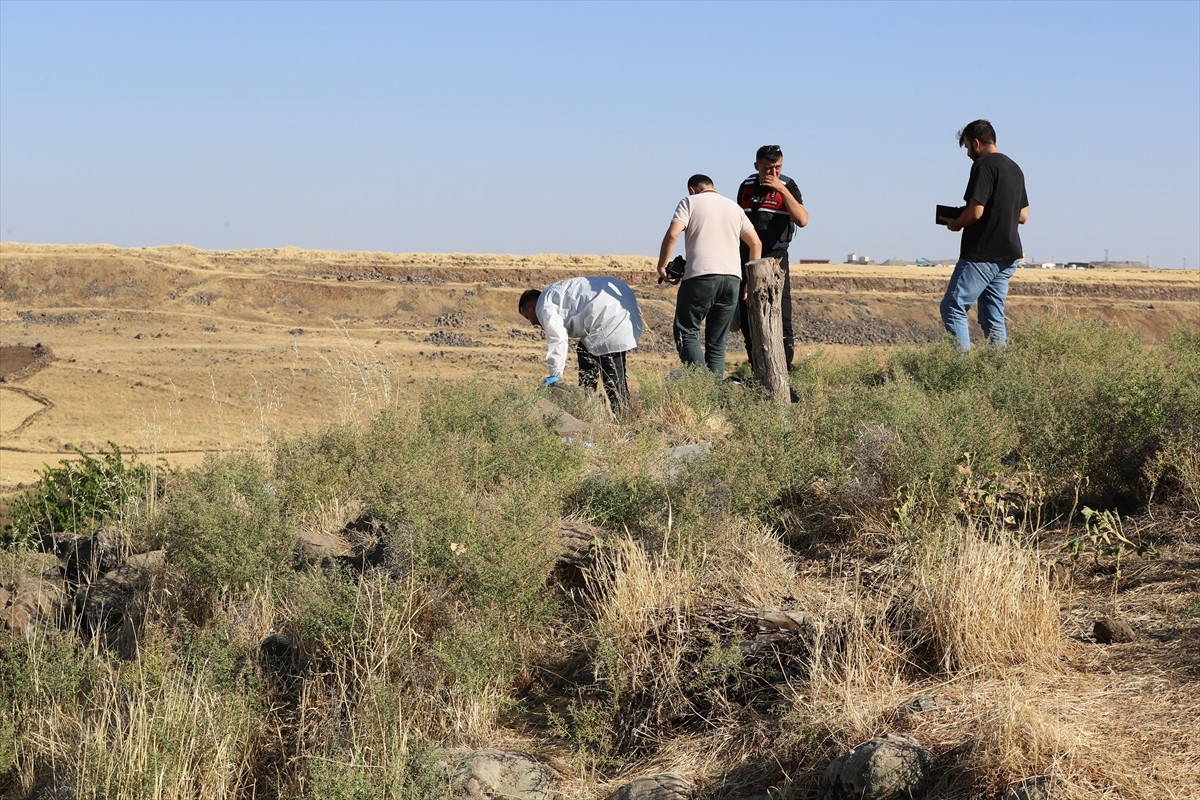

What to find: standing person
left=736, top=144, right=809, bottom=369
left=657, top=174, right=762, bottom=378
left=518, top=276, right=643, bottom=413
left=938, top=119, right=1029, bottom=350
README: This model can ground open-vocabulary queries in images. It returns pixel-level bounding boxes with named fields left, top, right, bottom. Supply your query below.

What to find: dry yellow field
left=2, top=243, right=1198, bottom=489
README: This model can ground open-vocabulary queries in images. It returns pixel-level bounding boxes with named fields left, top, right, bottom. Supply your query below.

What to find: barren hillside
left=2, top=243, right=1197, bottom=488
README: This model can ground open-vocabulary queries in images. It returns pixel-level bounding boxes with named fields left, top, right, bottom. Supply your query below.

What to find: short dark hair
left=958, top=119, right=996, bottom=147
left=756, top=144, right=783, bottom=162
left=518, top=288, right=541, bottom=312
left=687, top=174, right=713, bottom=190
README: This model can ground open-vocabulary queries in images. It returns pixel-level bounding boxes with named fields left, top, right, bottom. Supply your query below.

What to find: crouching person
left=518, top=276, right=643, bottom=414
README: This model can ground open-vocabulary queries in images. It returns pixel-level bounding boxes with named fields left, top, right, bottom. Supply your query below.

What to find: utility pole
left=1104, top=248, right=1109, bottom=265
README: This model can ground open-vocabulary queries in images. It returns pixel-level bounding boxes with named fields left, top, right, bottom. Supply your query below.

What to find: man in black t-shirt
left=938, top=120, right=1029, bottom=350
left=737, top=144, right=809, bottom=368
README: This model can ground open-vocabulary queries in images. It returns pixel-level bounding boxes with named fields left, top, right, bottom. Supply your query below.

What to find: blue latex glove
left=543, top=375, right=559, bottom=386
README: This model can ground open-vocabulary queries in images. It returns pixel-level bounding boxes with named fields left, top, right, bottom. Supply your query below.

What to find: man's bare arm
left=1019, top=206, right=1029, bottom=225
left=942, top=200, right=984, bottom=232
left=740, top=229, right=762, bottom=262
left=657, top=221, right=685, bottom=283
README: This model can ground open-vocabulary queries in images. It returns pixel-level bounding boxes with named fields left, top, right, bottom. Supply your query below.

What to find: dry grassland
left=2, top=243, right=1198, bottom=490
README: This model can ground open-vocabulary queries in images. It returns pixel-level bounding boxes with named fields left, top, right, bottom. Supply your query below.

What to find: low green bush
left=160, top=452, right=290, bottom=609
left=0, top=628, right=97, bottom=776
left=996, top=318, right=1179, bottom=506
left=2, top=443, right=156, bottom=547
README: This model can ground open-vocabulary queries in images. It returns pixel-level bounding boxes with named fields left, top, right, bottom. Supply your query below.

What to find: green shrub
left=272, top=424, right=368, bottom=519
left=0, top=628, right=96, bottom=775
left=367, top=387, right=577, bottom=619
left=886, top=339, right=1004, bottom=393
left=829, top=376, right=1017, bottom=512
left=996, top=318, right=1177, bottom=505
left=3, top=443, right=155, bottom=547
left=160, top=452, right=290, bottom=607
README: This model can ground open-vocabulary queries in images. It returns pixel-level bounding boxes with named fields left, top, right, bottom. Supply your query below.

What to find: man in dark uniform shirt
left=736, top=144, right=809, bottom=368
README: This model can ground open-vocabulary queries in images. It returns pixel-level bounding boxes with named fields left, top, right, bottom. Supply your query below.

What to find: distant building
left=1065, top=261, right=1093, bottom=269
left=846, top=252, right=873, bottom=265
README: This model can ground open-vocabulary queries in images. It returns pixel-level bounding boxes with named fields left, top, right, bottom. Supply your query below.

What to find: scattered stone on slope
left=295, top=529, right=352, bottom=569
left=901, top=695, right=938, bottom=717
left=424, top=330, right=482, bottom=347
left=433, top=749, right=553, bottom=800
left=605, top=773, right=692, bottom=800
left=822, top=733, right=931, bottom=800
left=666, top=441, right=712, bottom=480
left=531, top=396, right=595, bottom=438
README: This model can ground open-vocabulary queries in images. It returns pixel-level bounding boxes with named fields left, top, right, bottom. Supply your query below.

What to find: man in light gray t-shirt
left=657, top=174, right=761, bottom=377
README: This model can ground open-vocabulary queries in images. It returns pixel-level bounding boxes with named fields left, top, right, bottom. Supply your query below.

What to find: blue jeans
left=940, top=259, right=1018, bottom=350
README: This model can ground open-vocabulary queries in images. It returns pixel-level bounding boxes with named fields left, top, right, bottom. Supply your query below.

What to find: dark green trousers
left=673, top=274, right=741, bottom=378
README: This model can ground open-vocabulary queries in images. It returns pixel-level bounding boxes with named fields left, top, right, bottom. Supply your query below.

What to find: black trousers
left=739, top=250, right=795, bottom=367
left=577, top=343, right=629, bottom=413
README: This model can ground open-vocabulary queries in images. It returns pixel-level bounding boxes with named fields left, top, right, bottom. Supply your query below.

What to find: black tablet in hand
left=936, top=205, right=962, bottom=225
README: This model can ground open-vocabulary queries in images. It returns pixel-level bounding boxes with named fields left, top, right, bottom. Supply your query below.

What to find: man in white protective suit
left=518, top=276, right=644, bottom=414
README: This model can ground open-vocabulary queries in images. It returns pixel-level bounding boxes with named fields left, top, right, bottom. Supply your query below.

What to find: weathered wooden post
left=744, top=257, right=790, bottom=403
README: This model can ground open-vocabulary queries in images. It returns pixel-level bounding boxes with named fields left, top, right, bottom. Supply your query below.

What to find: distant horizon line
left=0, top=241, right=1195, bottom=270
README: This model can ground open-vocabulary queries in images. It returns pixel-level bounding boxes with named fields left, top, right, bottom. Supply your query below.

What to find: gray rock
left=666, top=441, right=712, bottom=479
left=1093, top=617, right=1135, bottom=643
left=1, top=570, right=66, bottom=636
left=606, top=773, right=692, bottom=800
left=822, top=733, right=931, bottom=800
left=1004, top=775, right=1054, bottom=800
left=434, top=748, right=553, bottom=800
left=75, top=549, right=165, bottom=634
left=49, top=525, right=126, bottom=584
left=295, top=528, right=351, bottom=563
left=532, top=397, right=595, bottom=437
left=906, top=695, right=937, bottom=714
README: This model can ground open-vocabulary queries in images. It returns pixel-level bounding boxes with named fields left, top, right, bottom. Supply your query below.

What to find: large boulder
left=822, top=733, right=931, bottom=800
left=433, top=748, right=554, bottom=800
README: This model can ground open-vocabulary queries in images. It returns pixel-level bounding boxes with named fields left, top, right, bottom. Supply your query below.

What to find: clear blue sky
left=2, top=0, right=1198, bottom=268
